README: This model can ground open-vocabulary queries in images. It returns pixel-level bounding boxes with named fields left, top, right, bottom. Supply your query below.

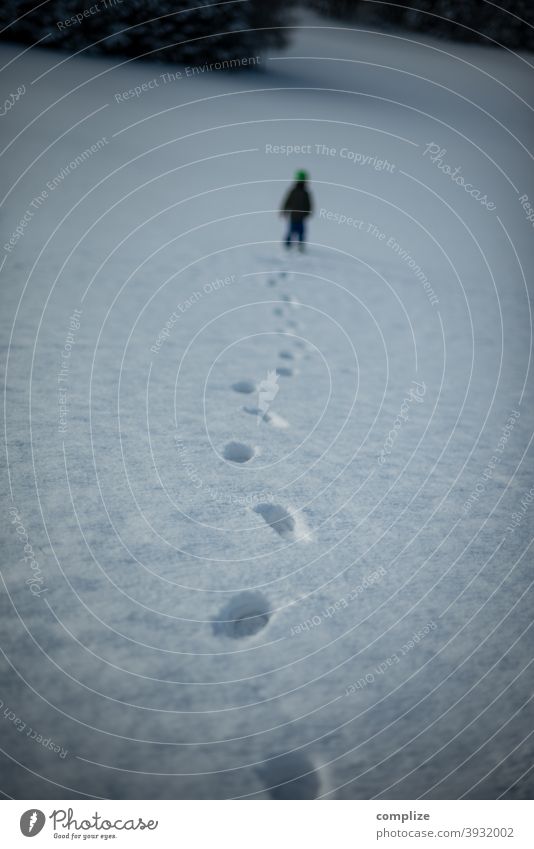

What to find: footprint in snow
left=232, top=380, right=256, bottom=394
left=267, top=278, right=277, bottom=287
left=278, top=350, right=295, bottom=361
left=213, top=591, right=271, bottom=639
left=273, top=307, right=284, bottom=317
left=223, top=441, right=256, bottom=463
left=243, top=407, right=289, bottom=429
left=281, top=294, right=299, bottom=308
left=253, top=503, right=312, bottom=542
left=258, top=753, right=320, bottom=800
left=276, top=366, right=295, bottom=378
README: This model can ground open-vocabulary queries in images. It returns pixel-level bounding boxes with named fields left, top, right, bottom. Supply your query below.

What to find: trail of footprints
left=219, top=270, right=312, bottom=635
left=226, top=268, right=312, bottom=558
left=222, top=271, right=313, bottom=627
left=214, top=269, right=319, bottom=797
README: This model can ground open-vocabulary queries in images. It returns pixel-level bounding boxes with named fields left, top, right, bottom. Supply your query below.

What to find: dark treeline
left=0, top=1, right=531, bottom=63
left=0, top=0, right=291, bottom=63
left=310, top=0, right=534, bottom=50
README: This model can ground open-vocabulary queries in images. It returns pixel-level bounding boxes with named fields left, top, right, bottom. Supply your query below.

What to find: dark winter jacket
left=281, top=182, right=313, bottom=221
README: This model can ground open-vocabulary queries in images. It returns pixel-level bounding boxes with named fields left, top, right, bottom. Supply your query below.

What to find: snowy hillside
left=1, top=14, right=533, bottom=799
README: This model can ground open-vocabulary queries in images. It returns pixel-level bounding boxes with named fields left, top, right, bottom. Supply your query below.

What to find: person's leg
left=297, top=220, right=305, bottom=252
left=284, top=218, right=293, bottom=247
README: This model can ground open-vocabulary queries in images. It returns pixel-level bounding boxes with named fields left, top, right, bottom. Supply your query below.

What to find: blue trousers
left=285, top=218, right=305, bottom=246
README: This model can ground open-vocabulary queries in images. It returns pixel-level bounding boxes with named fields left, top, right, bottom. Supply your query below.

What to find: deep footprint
left=232, top=380, right=256, bottom=394
left=254, top=503, right=311, bottom=541
left=243, top=407, right=289, bottom=429
left=281, top=294, right=299, bottom=308
left=223, top=441, right=255, bottom=463
left=213, top=591, right=270, bottom=639
left=276, top=366, right=294, bottom=377
left=279, top=350, right=295, bottom=360
left=259, top=753, right=320, bottom=800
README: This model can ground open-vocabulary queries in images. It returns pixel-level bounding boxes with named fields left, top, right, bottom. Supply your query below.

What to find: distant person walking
left=280, top=170, right=313, bottom=252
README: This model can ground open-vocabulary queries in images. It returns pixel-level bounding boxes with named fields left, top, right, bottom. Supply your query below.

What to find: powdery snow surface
left=1, top=16, right=533, bottom=800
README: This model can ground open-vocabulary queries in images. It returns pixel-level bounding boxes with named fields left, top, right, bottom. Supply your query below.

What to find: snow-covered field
left=1, top=14, right=533, bottom=799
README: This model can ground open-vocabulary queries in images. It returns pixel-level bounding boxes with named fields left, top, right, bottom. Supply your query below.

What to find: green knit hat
left=295, top=169, right=308, bottom=181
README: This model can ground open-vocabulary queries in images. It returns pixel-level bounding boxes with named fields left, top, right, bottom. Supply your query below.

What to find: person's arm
left=281, top=188, right=293, bottom=216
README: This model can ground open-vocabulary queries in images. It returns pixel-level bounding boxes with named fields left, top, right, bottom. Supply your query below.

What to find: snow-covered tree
left=0, top=0, right=292, bottom=63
